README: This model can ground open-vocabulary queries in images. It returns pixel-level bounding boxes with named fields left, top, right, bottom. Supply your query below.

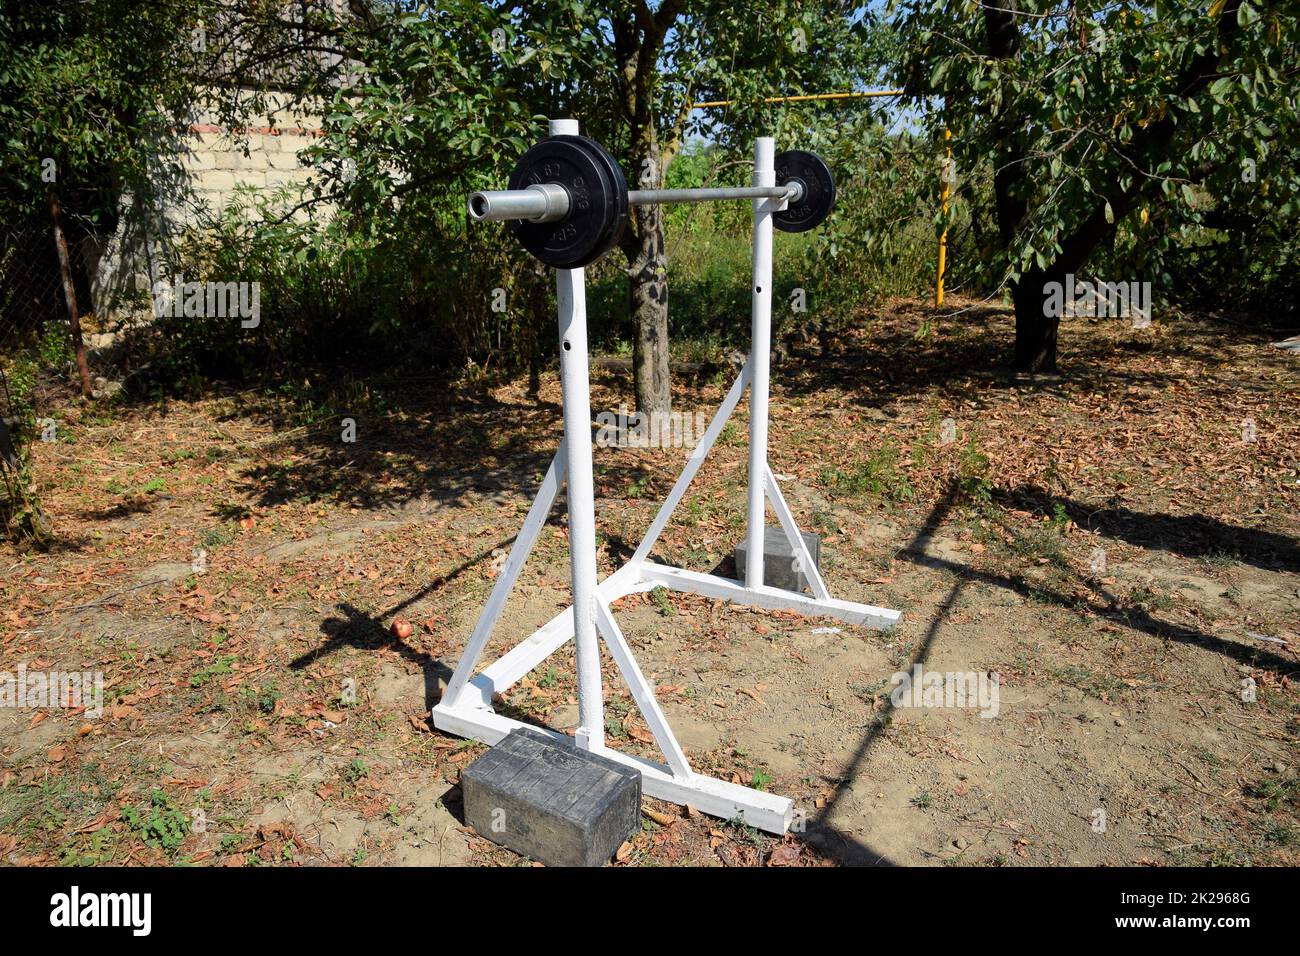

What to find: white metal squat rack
left=433, top=118, right=900, bottom=834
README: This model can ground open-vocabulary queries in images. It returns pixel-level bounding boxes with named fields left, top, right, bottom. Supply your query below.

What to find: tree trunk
left=610, top=1, right=683, bottom=418
left=1011, top=268, right=1060, bottom=373
left=49, top=193, right=93, bottom=398
left=982, top=1, right=1054, bottom=372
left=628, top=198, right=671, bottom=416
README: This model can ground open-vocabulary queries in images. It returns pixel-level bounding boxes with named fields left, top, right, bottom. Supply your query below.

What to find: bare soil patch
left=2, top=299, right=1296, bottom=866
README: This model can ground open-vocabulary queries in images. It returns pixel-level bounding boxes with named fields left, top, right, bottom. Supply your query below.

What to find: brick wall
left=181, top=120, right=324, bottom=215
left=86, top=97, right=328, bottom=327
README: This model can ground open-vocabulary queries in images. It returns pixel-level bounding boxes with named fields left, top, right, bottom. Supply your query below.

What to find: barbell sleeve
left=467, top=183, right=571, bottom=223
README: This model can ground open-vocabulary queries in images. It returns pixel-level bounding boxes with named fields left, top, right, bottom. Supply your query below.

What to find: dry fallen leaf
left=642, top=805, right=676, bottom=826
left=768, top=843, right=803, bottom=866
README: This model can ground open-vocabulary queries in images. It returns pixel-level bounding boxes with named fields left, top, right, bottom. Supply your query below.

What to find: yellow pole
left=690, top=90, right=904, bottom=110
left=935, top=128, right=951, bottom=307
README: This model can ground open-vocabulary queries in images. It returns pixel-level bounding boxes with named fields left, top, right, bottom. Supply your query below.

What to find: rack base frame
left=432, top=360, right=900, bottom=835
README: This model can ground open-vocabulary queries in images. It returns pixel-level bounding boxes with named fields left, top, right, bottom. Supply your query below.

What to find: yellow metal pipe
left=690, top=90, right=904, bottom=109
left=935, top=128, right=951, bottom=308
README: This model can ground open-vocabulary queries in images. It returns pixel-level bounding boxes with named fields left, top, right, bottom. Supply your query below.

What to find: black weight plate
left=583, top=136, right=629, bottom=265
left=774, top=150, right=836, bottom=233
left=507, top=135, right=626, bottom=269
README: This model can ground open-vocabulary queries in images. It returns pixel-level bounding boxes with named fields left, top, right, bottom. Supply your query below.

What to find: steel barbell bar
left=467, top=183, right=804, bottom=224
left=470, top=132, right=836, bottom=268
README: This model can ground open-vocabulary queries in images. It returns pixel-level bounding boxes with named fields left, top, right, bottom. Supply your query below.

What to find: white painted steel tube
left=550, top=118, right=604, bottom=752
left=745, top=137, right=776, bottom=589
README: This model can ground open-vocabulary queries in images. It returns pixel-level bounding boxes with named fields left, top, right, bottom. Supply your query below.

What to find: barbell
left=468, top=134, right=836, bottom=268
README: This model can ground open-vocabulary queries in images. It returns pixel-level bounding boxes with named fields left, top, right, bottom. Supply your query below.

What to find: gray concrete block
left=461, top=728, right=640, bottom=867
left=734, top=525, right=821, bottom=592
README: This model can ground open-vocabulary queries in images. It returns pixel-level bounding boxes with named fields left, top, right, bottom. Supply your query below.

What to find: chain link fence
left=0, top=219, right=99, bottom=352
left=0, top=219, right=91, bottom=543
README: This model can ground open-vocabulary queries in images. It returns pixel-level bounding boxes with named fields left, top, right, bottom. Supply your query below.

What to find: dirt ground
left=2, top=298, right=1297, bottom=866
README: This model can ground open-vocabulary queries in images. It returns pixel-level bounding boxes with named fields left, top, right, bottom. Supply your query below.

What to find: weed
left=1046, top=663, right=1126, bottom=701
left=957, top=435, right=992, bottom=503
left=198, top=526, right=233, bottom=549
left=1246, top=776, right=1298, bottom=812
left=121, top=790, right=190, bottom=855
left=1260, top=821, right=1298, bottom=846
left=190, top=655, right=237, bottom=688
left=820, top=442, right=914, bottom=502
left=649, top=586, right=674, bottom=616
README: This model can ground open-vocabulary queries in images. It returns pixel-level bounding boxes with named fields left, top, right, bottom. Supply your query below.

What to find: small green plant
left=750, top=768, right=772, bottom=792
left=812, top=509, right=840, bottom=535
left=239, top=683, right=280, bottom=714
left=345, top=758, right=369, bottom=784
left=198, top=526, right=233, bottom=549
left=723, top=814, right=764, bottom=847
left=1126, top=585, right=1174, bottom=614
left=649, top=585, right=674, bottom=616
left=58, top=827, right=119, bottom=866
left=910, top=791, right=934, bottom=810
left=537, top=667, right=560, bottom=689
left=957, top=435, right=992, bottom=503
left=1260, top=821, right=1297, bottom=846
left=1246, top=776, right=1298, bottom=812
left=820, top=442, right=915, bottom=502
left=36, top=324, right=72, bottom=370
left=190, top=655, right=237, bottom=688
left=121, top=790, right=190, bottom=855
